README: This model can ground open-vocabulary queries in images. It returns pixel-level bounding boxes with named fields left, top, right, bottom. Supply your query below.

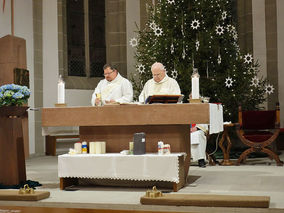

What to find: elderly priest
left=139, top=62, right=181, bottom=103
left=91, top=64, right=133, bottom=106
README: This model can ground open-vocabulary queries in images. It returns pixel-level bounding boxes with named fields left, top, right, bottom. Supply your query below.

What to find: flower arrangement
left=0, top=84, right=31, bottom=107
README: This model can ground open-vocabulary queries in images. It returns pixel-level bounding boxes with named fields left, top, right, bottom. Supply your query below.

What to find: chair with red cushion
left=235, top=103, right=283, bottom=166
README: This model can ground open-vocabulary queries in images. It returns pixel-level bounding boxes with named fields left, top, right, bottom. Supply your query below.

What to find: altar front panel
left=79, top=125, right=190, bottom=153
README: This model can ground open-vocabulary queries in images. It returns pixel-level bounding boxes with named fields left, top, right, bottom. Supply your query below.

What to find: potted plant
left=0, top=84, right=31, bottom=117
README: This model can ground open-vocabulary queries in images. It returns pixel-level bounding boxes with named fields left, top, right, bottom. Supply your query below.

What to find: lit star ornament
left=232, top=31, right=238, bottom=41
left=221, top=11, right=227, bottom=20
left=171, top=69, right=178, bottom=79
left=149, top=21, right=157, bottom=31
left=250, top=76, right=259, bottom=87
left=167, top=0, right=175, bottom=4
left=216, top=25, right=224, bottom=35
left=244, top=53, right=253, bottom=64
left=154, top=27, right=163, bottom=36
left=226, top=24, right=234, bottom=32
left=129, top=37, right=138, bottom=47
left=225, top=77, right=233, bottom=88
left=137, top=64, right=145, bottom=74
left=248, top=66, right=256, bottom=74
left=265, top=84, right=274, bottom=95
left=191, top=19, right=200, bottom=30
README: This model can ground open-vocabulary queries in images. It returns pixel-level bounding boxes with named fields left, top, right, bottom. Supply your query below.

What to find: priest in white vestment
left=139, top=62, right=181, bottom=103
left=191, top=124, right=208, bottom=167
left=91, top=64, right=133, bottom=106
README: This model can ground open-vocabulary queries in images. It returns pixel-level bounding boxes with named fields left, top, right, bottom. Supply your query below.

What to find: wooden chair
left=235, top=103, right=283, bottom=166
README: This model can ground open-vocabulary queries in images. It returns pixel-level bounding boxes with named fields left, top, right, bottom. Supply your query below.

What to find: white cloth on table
left=91, top=73, right=133, bottom=106
left=209, top=103, right=224, bottom=134
left=191, top=124, right=208, bottom=161
left=138, top=74, right=181, bottom=103
left=58, top=153, right=185, bottom=183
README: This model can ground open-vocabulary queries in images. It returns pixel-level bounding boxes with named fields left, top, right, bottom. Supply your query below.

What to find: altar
left=41, top=103, right=223, bottom=191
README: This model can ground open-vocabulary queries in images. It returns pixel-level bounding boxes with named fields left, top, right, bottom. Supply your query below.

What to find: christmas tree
left=130, top=0, right=274, bottom=122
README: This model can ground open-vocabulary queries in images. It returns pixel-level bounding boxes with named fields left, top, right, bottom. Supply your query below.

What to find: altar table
left=42, top=103, right=223, bottom=191
left=58, top=153, right=186, bottom=191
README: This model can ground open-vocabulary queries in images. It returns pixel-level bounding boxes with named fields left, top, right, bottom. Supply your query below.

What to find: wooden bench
left=45, top=134, right=79, bottom=156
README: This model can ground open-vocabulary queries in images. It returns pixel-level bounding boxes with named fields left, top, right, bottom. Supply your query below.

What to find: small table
left=58, top=153, right=186, bottom=192
left=219, top=123, right=235, bottom=166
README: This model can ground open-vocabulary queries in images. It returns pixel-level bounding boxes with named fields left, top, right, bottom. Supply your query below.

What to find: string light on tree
left=217, top=54, right=222, bottom=64
left=171, top=43, right=174, bottom=54
left=195, top=40, right=200, bottom=51
left=182, top=46, right=186, bottom=59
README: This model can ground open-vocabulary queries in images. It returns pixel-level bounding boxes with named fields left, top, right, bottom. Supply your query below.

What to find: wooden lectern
left=0, top=107, right=27, bottom=185
left=0, top=35, right=29, bottom=158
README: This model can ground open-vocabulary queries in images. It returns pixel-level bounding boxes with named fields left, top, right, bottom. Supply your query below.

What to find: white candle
left=58, top=81, right=65, bottom=104
left=74, top=142, right=82, bottom=154
left=95, top=142, right=102, bottom=154
left=192, top=76, right=199, bottom=99
left=89, top=142, right=96, bottom=154
left=100, top=142, right=106, bottom=154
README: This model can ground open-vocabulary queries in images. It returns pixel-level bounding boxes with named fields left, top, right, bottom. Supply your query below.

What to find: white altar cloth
left=58, top=153, right=185, bottom=183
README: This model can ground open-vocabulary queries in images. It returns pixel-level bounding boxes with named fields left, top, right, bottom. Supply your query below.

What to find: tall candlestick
left=191, top=68, right=200, bottom=100
left=57, top=75, right=65, bottom=104
left=192, top=76, right=199, bottom=99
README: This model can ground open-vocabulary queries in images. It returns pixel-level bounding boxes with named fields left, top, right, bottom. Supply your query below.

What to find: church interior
left=1, top=0, right=284, bottom=212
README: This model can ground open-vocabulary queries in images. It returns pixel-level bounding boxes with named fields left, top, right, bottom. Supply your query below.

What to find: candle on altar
left=57, top=75, right=65, bottom=104
left=191, top=68, right=200, bottom=99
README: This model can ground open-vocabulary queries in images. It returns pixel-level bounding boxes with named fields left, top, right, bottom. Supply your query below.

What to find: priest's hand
left=95, top=98, right=101, bottom=106
left=105, top=99, right=116, bottom=104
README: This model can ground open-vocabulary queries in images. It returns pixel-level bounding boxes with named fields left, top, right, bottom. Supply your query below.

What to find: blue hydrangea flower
left=12, top=92, right=24, bottom=99
left=0, top=84, right=31, bottom=107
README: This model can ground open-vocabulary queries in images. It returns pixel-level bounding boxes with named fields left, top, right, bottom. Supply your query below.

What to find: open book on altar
left=145, top=95, right=184, bottom=104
